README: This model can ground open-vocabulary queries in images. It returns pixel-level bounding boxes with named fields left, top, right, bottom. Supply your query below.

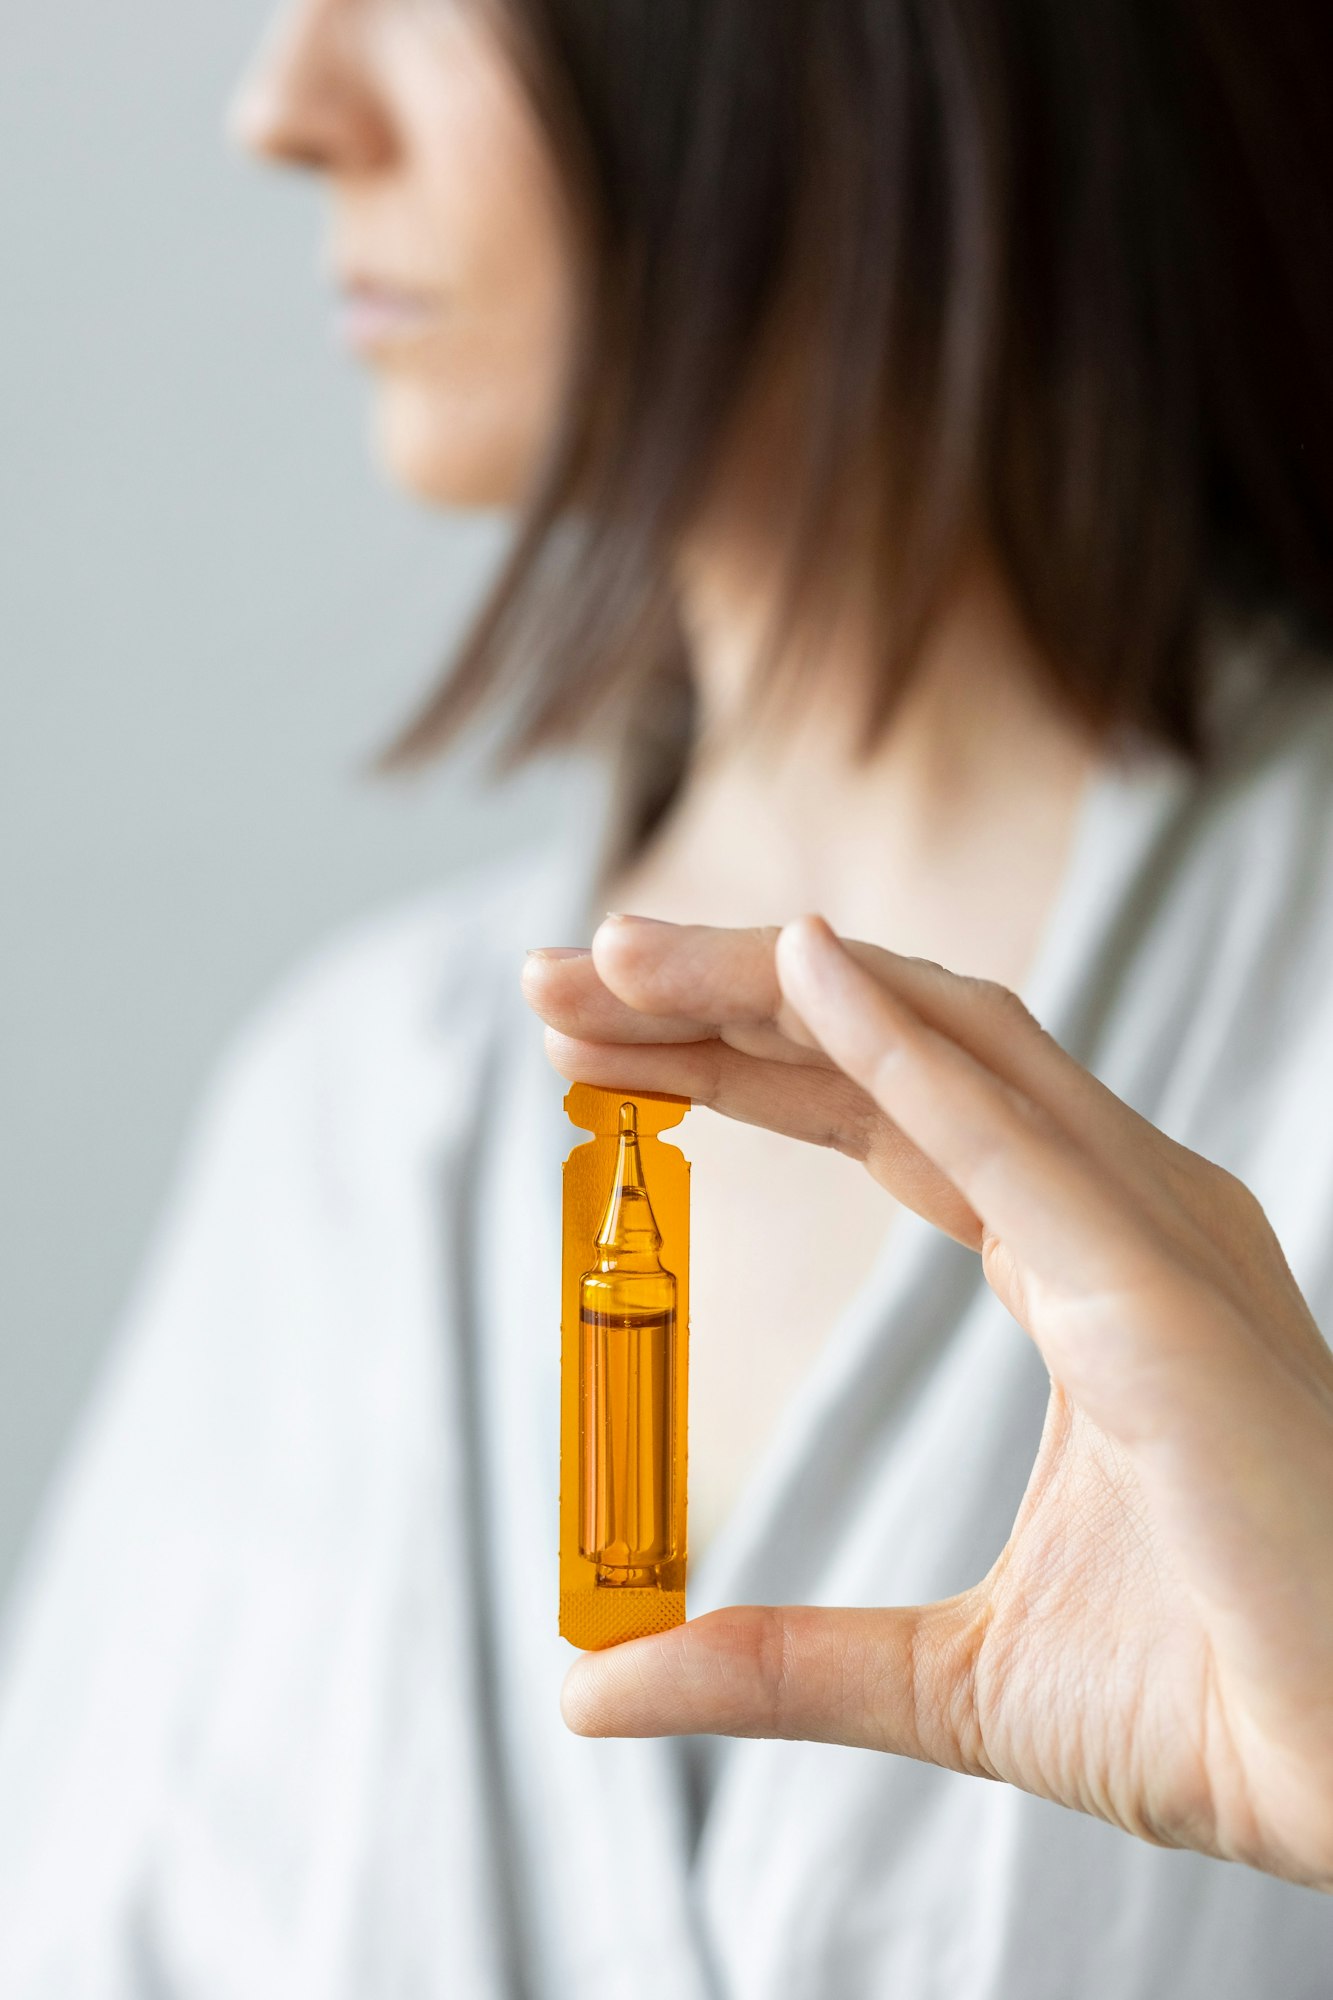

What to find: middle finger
left=523, top=916, right=823, bottom=1052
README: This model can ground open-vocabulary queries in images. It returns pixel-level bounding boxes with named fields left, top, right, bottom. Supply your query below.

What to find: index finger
left=521, top=946, right=715, bottom=1046
left=583, top=915, right=1184, bottom=1181
left=522, top=916, right=822, bottom=1051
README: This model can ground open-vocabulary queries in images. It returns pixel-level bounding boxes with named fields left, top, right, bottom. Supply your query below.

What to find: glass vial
left=578, top=1101, right=678, bottom=1585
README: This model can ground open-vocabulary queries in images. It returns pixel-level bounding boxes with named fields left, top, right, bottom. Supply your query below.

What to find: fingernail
left=526, top=946, right=591, bottom=960
left=602, top=911, right=670, bottom=926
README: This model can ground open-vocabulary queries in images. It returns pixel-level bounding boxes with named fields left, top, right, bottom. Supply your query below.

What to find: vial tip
left=618, top=1100, right=638, bottom=1135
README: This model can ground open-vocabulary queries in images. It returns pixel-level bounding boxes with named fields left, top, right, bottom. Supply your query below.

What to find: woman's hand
left=522, top=912, right=1333, bottom=1891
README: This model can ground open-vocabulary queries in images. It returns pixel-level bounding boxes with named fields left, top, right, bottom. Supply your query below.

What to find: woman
left=1, top=0, right=1331, bottom=1993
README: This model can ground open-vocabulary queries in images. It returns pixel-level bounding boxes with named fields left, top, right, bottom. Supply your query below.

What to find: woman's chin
left=366, top=381, right=532, bottom=511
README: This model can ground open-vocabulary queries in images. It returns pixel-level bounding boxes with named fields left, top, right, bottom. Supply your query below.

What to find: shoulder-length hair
left=383, top=0, right=1333, bottom=826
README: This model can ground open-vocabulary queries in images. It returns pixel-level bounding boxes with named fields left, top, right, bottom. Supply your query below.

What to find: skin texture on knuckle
left=1205, top=1159, right=1269, bottom=1222
left=1138, top=1161, right=1327, bottom=1379
left=1151, top=1149, right=1304, bottom=1339
left=826, top=1084, right=883, bottom=1164
left=683, top=1037, right=732, bottom=1107
left=694, top=1604, right=868, bottom=1744
left=730, top=1604, right=802, bottom=1737
left=1168, top=1150, right=1270, bottom=1242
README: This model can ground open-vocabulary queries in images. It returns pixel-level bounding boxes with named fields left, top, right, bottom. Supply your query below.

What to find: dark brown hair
left=384, top=0, right=1333, bottom=811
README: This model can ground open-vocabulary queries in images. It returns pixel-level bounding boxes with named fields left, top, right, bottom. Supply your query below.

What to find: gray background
left=0, top=1, right=582, bottom=1591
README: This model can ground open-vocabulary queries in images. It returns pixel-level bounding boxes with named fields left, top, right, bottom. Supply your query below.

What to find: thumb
left=561, top=1600, right=984, bottom=1766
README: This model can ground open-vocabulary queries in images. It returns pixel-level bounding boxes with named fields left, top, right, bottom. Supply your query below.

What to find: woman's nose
left=223, top=0, right=389, bottom=173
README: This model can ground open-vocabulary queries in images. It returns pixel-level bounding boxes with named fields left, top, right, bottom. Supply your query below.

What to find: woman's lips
left=335, top=284, right=440, bottom=353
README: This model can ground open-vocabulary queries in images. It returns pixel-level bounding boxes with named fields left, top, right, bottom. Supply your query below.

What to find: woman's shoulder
left=242, top=840, right=547, bottom=1036
left=190, top=834, right=577, bottom=1164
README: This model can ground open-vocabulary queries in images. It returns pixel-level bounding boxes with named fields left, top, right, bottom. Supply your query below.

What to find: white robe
left=3, top=644, right=1333, bottom=1997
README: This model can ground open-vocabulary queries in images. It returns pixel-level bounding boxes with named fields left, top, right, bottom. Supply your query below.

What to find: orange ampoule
left=579, top=1102, right=678, bottom=1585
left=559, top=1085, right=690, bottom=1649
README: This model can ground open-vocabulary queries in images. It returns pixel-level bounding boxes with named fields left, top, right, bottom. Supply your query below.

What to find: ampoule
left=579, top=1102, right=678, bottom=1585
left=559, top=1084, right=690, bottom=1650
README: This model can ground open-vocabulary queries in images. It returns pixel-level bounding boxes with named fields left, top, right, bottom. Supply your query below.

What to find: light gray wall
left=0, top=1, right=584, bottom=1590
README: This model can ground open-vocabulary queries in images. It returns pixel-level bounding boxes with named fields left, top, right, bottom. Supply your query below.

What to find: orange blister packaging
left=559, top=1084, right=691, bottom=1650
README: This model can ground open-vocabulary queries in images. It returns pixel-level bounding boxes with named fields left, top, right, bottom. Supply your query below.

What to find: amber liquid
left=579, top=1301, right=676, bottom=1584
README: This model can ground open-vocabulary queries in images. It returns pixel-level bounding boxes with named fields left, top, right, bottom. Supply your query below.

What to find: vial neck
left=594, top=1107, right=665, bottom=1270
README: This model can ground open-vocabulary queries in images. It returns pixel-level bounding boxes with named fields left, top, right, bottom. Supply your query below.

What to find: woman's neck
left=604, top=555, right=1099, bottom=983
